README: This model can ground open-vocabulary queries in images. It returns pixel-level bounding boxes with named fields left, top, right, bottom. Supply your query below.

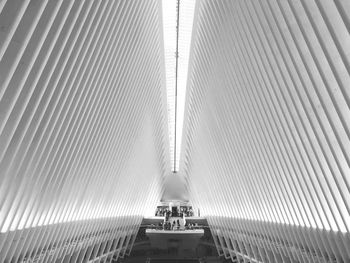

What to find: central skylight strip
left=162, top=0, right=177, bottom=171
left=162, top=0, right=196, bottom=172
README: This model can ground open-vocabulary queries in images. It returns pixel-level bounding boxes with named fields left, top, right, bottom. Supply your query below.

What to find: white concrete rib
left=0, top=0, right=169, bottom=262
left=180, top=0, right=350, bottom=262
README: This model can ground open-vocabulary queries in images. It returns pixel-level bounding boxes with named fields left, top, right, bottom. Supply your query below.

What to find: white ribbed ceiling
left=0, top=0, right=169, bottom=261
left=180, top=0, right=350, bottom=262
left=0, top=0, right=350, bottom=262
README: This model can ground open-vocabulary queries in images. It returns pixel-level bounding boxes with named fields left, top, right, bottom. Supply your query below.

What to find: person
left=165, top=210, right=169, bottom=222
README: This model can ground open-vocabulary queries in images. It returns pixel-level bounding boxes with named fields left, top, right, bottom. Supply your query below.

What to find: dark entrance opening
left=172, top=206, right=178, bottom=217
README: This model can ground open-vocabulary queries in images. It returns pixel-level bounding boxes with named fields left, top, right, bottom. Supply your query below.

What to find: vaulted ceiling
left=180, top=0, right=350, bottom=261
left=0, top=0, right=349, bottom=262
left=183, top=0, right=350, bottom=233
left=0, top=0, right=169, bottom=261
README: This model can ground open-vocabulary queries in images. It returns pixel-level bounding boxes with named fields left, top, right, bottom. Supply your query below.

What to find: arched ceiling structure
left=0, top=0, right=169, bottom=261
left=0, top=0, right=349, bottom=262
left=180, top=0, right=350, bottom=262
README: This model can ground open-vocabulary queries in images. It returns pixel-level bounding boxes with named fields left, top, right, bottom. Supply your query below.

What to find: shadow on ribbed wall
left=0, top=216, right=140, bottom=262
left=206, top=216, right=350, bottom=263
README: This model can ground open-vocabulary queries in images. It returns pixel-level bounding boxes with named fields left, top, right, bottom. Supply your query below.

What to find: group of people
left=150, top=219, right=181, bottom=230
left=154, top=206, right=194, bottom=217
left=184, top=222, right=199, bottom=230
left=180, top=206, right=194, bottom=217
left=166, top=219, right=181, bottom=230
left=155, top=207, right=168, bottom=217
left=148, top=220, right=201, bottom=231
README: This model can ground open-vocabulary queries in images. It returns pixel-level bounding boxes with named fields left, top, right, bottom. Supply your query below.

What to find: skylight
left=162, top=0, right=196, bottom=172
